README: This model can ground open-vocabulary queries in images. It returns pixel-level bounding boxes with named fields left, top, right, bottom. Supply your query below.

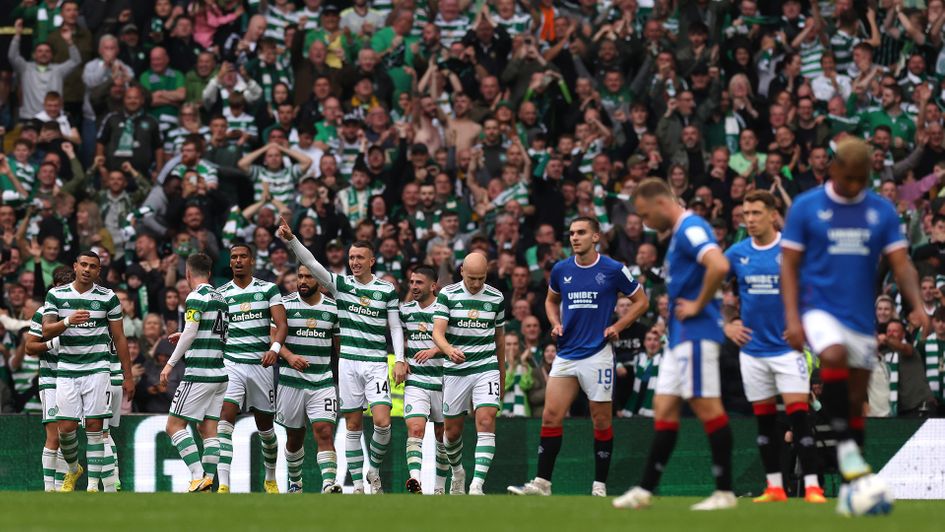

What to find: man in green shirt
left=12, top=0, right=62, bottom=44
left=185, top=52, right=217, bottom=105
left=859, top=85, right=916, bottom=146
left=139, top=46, right=186, bottom=138
left=371, top=10, right=417, bottom=97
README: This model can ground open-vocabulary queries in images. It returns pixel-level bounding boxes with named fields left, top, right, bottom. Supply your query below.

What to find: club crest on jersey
left=866, top=208, right=879, bottom=226
left=322, top=312, right=331, bottom=320
left=254, top=293, right=264, bottom=301
left=240, top=302, right=251, bottom=312
left=372, top=291, right=382, bottom=300
left=595, top=273, right=606, bottom=285
left=468, top=309, right=480, bottom=319
left=359, top=295, right=370, bottom=306
left=91, top=301, right=101, bottom=310
left=306, top=318, right=317, bottom=329
left=484, top=303, right=492, bottom=311
left=405, top=405, right=413, bottom=413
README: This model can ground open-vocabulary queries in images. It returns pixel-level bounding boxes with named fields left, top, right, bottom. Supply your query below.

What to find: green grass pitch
left=2, top=493, right=944, bottom=532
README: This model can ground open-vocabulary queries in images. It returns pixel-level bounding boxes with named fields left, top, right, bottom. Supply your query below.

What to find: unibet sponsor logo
left=231, top=311, right=264, bottom=322
left=347, top=303, right=380, bottom=317
left=293, top=328, right=329, bottom=338
left=456, top=319, right=489, bottom=329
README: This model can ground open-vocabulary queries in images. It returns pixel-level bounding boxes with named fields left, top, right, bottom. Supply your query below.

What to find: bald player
left=781, top=138, right=927, bottom=515
left=432, top=253, right=506, bottom=495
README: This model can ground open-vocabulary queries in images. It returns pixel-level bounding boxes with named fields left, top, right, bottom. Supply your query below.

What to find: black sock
left=706, top=415, right=733, bottom=492
left=537, top=427, right=563, bottom=482
left=640, top=421, right=679, bottom=492
left=787, top=404, right=818, bottom=479
left=850, top=416, right=865, bottom=449
left=594, top=427, right=614, bottom=483
left=754, top=406, right=781, bottom=478
left=820, top=368, right=852, bottom=441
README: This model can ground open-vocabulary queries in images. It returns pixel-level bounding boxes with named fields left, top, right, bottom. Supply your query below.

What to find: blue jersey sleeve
left=680, top=217, right=718, bottom=262
left=879, top=201, right=908, bottom=254
left=616, top=265, right=641, bottom=296
left=781, top=196, right=809, bottom=250
left=723, top=246, right=739, bottom=282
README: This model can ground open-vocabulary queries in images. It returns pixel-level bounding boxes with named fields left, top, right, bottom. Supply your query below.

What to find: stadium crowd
left=0, top=0, right=943, bottom=420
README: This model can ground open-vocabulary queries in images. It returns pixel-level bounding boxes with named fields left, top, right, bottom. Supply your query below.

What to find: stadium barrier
left=0, top=415, right=933, bottom=497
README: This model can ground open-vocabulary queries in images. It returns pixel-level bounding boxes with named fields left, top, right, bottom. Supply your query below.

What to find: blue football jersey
left=782, top=184, right=906, bottom=336
left=549, top=254, right=640, bottom=360
left=725, top=234, right=792, bottom=357
left=665, top=213, right=725, bottom=348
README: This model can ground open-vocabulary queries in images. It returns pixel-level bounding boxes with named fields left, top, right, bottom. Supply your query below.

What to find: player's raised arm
left=277, top=216, right=333, bottom=287
left=675, top=247, right=730, bottom=321
left=780, top=247, right=805, bottom=351
left=887, top=247, right=929, bottom=336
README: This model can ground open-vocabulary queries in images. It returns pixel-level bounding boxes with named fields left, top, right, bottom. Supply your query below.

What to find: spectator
left=8, top=19, right=81, bottom=120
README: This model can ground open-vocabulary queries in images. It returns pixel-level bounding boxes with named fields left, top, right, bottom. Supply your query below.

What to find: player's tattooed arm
left=265, top=304, right=289, bottom=367
left=887, top=247, right=930, bottom=338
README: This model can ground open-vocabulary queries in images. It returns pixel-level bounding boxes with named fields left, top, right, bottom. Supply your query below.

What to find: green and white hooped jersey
left=183, top=284, right=229, bottom=383
left=279, top=292, right=338, bottom=390
left=10, top=327, right=40, bottom=412
left=218, top=278, right=283, bottom=364
left=28, top=307, right=57, bottom=390
left=400, top=300, right=444, bottom=391
left=250, top=163, right=303, bottom=205
left=44, top=283, right=122, bottom=378
left=328, top=274, right=398, bottom=363
left=433, top=282, right=505, bottom=376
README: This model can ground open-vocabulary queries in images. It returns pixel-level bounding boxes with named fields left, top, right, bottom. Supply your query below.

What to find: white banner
left=878, top=419, right=945, bottom=499
left=132, top=416, right=441, bottom=493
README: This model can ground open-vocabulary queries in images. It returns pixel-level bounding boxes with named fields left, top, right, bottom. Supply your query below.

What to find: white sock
left=766, top=472, right=783, bottom=489
left=406, top=437, right=423, bottom=481
left=42, top=448, right=57, bottom=491
left=804, top=474, right=820, bottom=488
left=346, top=430, right=364, bottom=490
left=218, top=421, right=234, bottom=487
left=55, top=450, right=66, bottom=490
left=86, top=431, right=105, bottom=491
left=171, top=430, right=204, bottom=481
left=258, top=428, right=279, bottom=482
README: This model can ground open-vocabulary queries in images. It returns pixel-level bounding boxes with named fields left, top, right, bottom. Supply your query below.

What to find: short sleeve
left=267, top=285, right=283, bottom=307
left=186, top=293, right=206, bottom=316
left=617, top=265, right=641, bottom=296
left=723, top=247, right=738, bottom=282
left=681, top=218, right=718, bottom=262
left=174, top=70, right=185, bottom=87
left=781, top=199, right=807, bottom=251
left=387, top=290, right=399, bottom=310
left=548, top=263, right=561, bottom=294
left=880, top=203, right=908, bottom=255
left=28, top=311, right=43, bottom=338
left=44, top=292, right=59, bottom=316
left=106, top=294, right=122, bottom=321
left=494, top=306, right=506, bottom=328
left=433, top=292, right=450, bottom=321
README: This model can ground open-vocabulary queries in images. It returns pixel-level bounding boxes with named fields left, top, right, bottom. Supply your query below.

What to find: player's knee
left=312, top=424, right=334, bottom=444
left=818, top=345, right=848, bottom=367
left=591, top=416, right=612, bottom=431
left=474, top=414, right=496, bottom=433
left=344, top=413, right=363, bottom=431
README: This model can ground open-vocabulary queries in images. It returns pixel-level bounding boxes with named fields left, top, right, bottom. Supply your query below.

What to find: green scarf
left=115, top=111, right=142, bottom=157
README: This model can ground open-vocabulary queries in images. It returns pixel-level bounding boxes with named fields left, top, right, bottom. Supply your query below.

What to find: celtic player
left=24, top=266, right=74, bottom=492
left=432, top=253, right=506, bottom=495
left=395, top=266, right=452, bottom=495
left=160, top=253, right=230, bottom=493
left=217, top=244, right=288, bottom=494
left=278, top=217, right=403, bottom=494
left=276, top=265, right=343, bottom=494
left=43, top=251, right=134, bottom=492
